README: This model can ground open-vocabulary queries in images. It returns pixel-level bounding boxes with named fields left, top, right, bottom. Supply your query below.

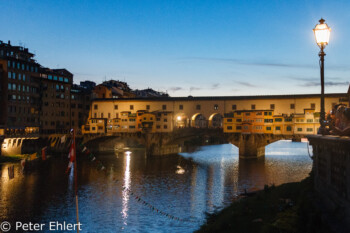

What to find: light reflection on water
left=122, top=152, right=131, bottom=226
left=0, top=140, right=312, bottom=233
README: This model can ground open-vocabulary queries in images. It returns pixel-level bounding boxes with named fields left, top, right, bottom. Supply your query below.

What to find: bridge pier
left=236, top=134, right=266, bottom=159
left=238, top=142, right=265, bottom=159
left=228, top=134, right=281, bottom=159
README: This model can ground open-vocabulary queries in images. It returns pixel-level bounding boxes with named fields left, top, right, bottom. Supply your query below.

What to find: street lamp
left=313, top=18, right=331, bottom=133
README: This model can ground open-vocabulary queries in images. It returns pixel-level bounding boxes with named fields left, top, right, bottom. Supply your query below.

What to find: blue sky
left=2, top=0, right=349, bottom=96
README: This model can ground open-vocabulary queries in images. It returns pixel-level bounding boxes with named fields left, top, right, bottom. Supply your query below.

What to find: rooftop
left=92, top=93, right=347, bottom=102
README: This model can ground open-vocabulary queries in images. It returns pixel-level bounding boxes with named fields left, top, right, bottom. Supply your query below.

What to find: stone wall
left=308, top=135, right=350, bottom=231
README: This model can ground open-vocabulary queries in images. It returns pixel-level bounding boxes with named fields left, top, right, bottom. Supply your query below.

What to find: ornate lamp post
left=313, top=18, right=331, bottom=133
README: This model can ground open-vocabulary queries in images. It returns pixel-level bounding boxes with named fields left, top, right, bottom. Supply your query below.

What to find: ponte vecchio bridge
left=84, top=93, right=348, bottom=158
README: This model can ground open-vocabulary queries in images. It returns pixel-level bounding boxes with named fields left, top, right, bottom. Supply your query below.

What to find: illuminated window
left=214, top=104, right=219, bottom=110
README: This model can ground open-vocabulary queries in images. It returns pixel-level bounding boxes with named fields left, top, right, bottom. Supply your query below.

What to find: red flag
left=66, top=139, right=75, bottom=174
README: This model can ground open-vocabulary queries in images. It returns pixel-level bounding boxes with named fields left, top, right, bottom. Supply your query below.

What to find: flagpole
left=73, top=130, right=80, bottom=233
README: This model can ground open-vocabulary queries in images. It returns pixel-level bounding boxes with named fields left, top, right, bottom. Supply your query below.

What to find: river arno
left=0, top=140, right=312, bottom=233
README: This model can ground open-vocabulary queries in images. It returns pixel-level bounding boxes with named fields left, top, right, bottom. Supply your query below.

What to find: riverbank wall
left=308, top=135, right=350, bottom=232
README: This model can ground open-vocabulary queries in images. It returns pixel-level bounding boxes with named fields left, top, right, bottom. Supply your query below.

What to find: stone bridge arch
left=191, top=113, right=208, bottom=128
left=174, top=113, right=189, bottom=128
left=208, top=113, right=223, bottom=128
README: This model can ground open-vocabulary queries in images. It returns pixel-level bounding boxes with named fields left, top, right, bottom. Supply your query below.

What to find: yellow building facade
left=82, top=93, right=347, bottom=135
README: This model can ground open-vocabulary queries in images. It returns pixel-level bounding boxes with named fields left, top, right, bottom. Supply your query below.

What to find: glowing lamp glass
left=313, top=20, right=331, bottom=47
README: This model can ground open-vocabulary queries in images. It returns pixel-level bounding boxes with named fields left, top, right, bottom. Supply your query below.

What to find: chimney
left=8, top=40, right=11, bottom=45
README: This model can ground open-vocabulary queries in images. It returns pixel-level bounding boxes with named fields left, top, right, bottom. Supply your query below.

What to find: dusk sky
left=2, top=0, right=350, bottom=96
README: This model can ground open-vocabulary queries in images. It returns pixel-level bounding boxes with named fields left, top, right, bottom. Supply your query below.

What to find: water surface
left=0, top=140, right=312, bottom=232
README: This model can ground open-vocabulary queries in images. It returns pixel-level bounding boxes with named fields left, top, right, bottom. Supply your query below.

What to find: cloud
left=289, top=76, right=344, bottom=82
left=211, top=83, right=220, bottom=89
left=236, top=81, right=257, bottom=87
left=168, top=87, right=183, bottom=92
left=190, top=86, right=202, bottom=91
left=180, top=57, right=315, bottom=69
left=300, top=81, right=349, bottom=87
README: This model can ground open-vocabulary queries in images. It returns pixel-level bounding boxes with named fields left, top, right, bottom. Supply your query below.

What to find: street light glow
left=313, top=18, right=331, bottom=48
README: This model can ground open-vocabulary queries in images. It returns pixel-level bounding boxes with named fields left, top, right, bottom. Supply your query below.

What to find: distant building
left=39, top=68, right=73, bottom=134
left=0, top=40, right=41, bottom=135
left=348, top=84, right=350, bottom=106
left=102, top=80, right=131, bottom=91
left=93, top=80, right=136, bottom=99
left=132, top=88, right=169, bottom=98
left=0, top=40, right=91, bottom=135
left=80, top=80, right=96, bottom=90
left=71, top=84, right=93, bottom=134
